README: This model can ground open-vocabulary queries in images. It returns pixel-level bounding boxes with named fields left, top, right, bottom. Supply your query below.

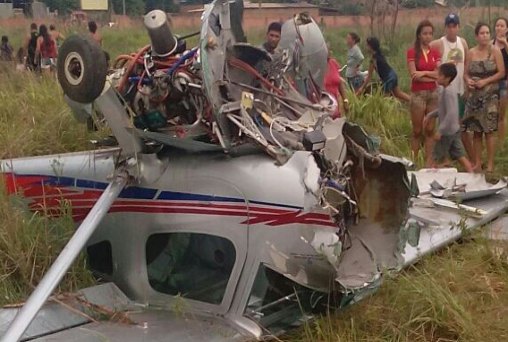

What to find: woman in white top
left=345, top=32, right=365, bottom=91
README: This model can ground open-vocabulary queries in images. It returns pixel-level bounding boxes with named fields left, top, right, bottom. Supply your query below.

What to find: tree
left=145, top=0, right=179, bottom=13
left=42, top=0, right=79, bottom=14
left=111, top=0, right=145, bottom=15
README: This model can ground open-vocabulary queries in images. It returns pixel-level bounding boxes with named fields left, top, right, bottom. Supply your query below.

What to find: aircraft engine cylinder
left=144, top=10, right=177, bottom=57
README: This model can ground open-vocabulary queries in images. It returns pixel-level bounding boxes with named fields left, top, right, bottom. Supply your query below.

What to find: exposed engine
left=109, top=11, right=205, bottom=134
left=105, top=9, right=339, bottom=165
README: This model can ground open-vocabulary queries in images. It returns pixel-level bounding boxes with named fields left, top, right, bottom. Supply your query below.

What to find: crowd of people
left=2, top=15, right=507, bottom=174
left=260, top=14, right=508, bottom=174
left=0, top=20, right=103, bottom=75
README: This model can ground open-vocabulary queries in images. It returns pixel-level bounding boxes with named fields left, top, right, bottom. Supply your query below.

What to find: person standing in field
left=35, top=24, right=58, bottom=76
left=49, top=24, right=65, bottom=49
left=430, top=13, right=474, bottom=161
left=88, top=21, right=103, bottom=47
left=492, top=17, right=508, bottom=145
left=0, top=36, right=14, bottom=62
left=407, top=20, right=441, bottom=166
left=24, top=22, right=39, bottom=71
left=358, top=37, right=410, bottom=102
left=324, top=43, right=349, bottom=118
left=424, top=63, right=473, bottom=172
left=463, top=22, right=505, bottom=173
left=345, top=32, right=364, bottom=91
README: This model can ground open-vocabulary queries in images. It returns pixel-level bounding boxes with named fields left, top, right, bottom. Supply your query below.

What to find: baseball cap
left=445, top=13, right=460, bottom=26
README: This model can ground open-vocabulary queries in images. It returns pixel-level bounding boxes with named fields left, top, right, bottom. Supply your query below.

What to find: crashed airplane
left=1, top=1, right=508, bottom=341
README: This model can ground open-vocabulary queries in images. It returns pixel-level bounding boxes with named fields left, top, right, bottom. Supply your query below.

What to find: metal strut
left=1, top=172, right=129, bottom=342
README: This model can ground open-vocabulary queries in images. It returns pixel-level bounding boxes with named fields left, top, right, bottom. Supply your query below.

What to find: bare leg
left=410, top=97, right=425, bottom=162
left=461, top=131, right=474, bottom=161
left=392, top=86, right=411, bottom=102
left=457, top=156, right=474, bottom=173
left=423, top=99, right=438, bottom=168
left=485, top=132, right=495, bottom=172
left=473, top=132, right=483, bottom=172
left=424, top=134, right=435, bottom=167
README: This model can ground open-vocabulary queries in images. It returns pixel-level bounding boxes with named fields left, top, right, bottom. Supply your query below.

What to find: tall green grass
left=0, top=72, right=102, bottom=158
left=0, top=190, right=95, bottom=306
left=287, top=236, right=508, bottom=342
left=0, top=21, right=507, bottom=342
left=346, top=88, right=413, bottom=160
left=0, top=71, right=101, bottom=306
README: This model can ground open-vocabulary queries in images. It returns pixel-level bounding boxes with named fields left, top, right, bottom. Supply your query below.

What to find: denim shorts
left=41, top=57, right=56, bottom=69
left=382, top=70, right=398, bottom=93
left=347, top=75, right=364, bottom=91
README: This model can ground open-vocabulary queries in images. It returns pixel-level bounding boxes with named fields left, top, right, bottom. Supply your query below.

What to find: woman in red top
left=407, top=20, right=441, bottom=166
left=35, top=24, right=57, bottom=75
left=323, top=45, right=349, bottom=118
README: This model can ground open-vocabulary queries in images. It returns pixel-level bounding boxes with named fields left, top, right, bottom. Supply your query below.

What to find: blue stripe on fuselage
left=14, top=173, right=303, bottom=209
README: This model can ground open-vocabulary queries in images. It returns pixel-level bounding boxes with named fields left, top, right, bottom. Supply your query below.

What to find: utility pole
left=122, top=0, right=126, bottom=15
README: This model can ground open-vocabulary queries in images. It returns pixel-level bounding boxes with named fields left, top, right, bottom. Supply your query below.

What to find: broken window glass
left=146, top=233, right=236, bottom=305
left=244, top=264, right=327, bottom=334
left=87, top=240, right=113, bottom=276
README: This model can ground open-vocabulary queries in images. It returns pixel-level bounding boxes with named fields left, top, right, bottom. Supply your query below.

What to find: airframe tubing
left=1, top=172, right=128, bottom=342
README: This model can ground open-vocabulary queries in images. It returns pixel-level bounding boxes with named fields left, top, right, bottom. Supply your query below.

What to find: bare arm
left=461, top=38, right=469, bottom=61
left=489, top=48, right=505, bottom=84
left=430, top=39, right=443, bottom=57
left=464, top=50, right=475, bottom=90
left=473, top=48, right=505, bottom=89
left=408, top=60, right=435, bottom=82
left=358, top=60, right=375, bottom=94
left=338, top=77, right=347, bottom=100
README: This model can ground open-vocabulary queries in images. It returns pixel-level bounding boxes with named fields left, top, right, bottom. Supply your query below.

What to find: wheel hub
left=64, top=52, right=84, bottom=86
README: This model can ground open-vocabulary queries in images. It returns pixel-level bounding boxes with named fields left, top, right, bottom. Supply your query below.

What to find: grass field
left=0, top=18, right=507, bottom=341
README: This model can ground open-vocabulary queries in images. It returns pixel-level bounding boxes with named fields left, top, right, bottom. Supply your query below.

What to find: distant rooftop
left=242, top=1, right=318, bottom=8
left=181, top=1, right=319, bottom=12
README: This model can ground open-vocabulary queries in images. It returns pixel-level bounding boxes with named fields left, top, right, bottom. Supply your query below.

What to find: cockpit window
left=146, top=233, right=236, bottom=305
left=244, top=264, right=327, bottom=334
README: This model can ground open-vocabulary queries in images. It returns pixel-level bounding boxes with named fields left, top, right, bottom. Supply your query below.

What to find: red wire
left=117, top=45, right=150, bottom=94
left=227, top=57, right=285, bottom=96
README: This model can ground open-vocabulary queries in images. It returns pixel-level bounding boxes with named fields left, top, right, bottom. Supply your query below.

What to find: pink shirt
left=324, top=58, right=342, bottom=118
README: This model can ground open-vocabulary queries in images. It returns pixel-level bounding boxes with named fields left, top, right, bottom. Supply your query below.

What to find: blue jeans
left=347, top=75, right=364, bottom=90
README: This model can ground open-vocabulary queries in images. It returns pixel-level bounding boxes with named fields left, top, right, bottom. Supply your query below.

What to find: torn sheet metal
left=404, top=177, right=508, bottom=265
left=484, top=215, right=508, bottom=241
left=0, top=283, right=134, bottom=341
left=410, top=168, right=507, bottom=201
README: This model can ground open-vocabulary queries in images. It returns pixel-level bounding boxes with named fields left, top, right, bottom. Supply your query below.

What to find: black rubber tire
left=57, top=35, right=107, bottom=104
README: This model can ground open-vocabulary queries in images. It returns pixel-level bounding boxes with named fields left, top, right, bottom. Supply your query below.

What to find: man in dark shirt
left=260, top=22, right=281, bottom=55
left=24, top=23, right=39, bottom=71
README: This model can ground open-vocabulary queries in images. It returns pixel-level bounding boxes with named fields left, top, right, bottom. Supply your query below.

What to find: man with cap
left=261, top=22, right=282, bottom=55
left=430, top=13, right=473, bottom=160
